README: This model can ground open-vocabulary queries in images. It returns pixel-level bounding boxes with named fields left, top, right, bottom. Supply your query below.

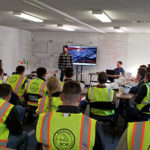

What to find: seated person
left=116, top=121, right=149, bottom=150
left=61, top=67, right=73, bottom=87
left=108, top=61, right=125, bottom=82
left=36, top=80, right=105, bottom=150
left=129, top=68, right=146, bottom=94
left=114, top=61, right=125, bottom=77
left=140, top=64, right=147, bottom=70
left=36, top=76, right=62, bottom=115
left=0, top=84, right=28, bottom=149
left=87, top=72, right=118, bottom=117
left=127, top=72, right=150, bottom=122
left=25, top=67, right=47, bottom=107
left=7, top=65, right=28, bottom=102
left=0, top=68, right=4, bottom=84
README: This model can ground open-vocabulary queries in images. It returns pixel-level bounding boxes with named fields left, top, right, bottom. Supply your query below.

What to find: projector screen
left=68, top=46, right=97, bottom=66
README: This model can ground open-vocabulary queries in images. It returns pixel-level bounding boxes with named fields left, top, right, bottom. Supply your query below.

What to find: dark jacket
left=129, top=79, right=144, bottom=95
left=5, top=107, right=23, bottom=135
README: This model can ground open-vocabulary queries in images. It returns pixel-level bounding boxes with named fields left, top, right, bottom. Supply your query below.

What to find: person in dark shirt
left=114, top=61, right=125, bottom=77
left=64, top=67, right=73, bottom=82
left=0, top=84, right=28, bottom=150
left=129, top=68, right=146, bottom=94
left=127, top=72, right=150, bottom=122
left=58, top=45, right=73, bottom=81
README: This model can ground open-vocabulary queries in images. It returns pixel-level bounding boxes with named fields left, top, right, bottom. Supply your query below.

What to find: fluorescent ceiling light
left=13, top=11, right=43, bottom=22
left=113, top=27, right=124, bottom=33
left=57, top=24, right=75, bottom=31
left=92, top=11, right=111, bottom=23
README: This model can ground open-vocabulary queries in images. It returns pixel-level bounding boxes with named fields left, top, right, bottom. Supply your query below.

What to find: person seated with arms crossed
left=129, top=68, right=146, bottom=94
left=36, top=80, right=105, bottom=150
left=0, top=68, right=4, bottom=84
left=61, top=67, right=73, bottom=88
left=116, top=120, right=150, bottom=150
left=87, top=72, right=118, bottom=117
left=25, top=67, right=47, bottom=107
left=7, top=65, right=28, bottom=103
left=36, top=76, right=62, bottom=115
left=127, top=72, right=150, bottom=122
left=0, top=84, right=28, bottom=150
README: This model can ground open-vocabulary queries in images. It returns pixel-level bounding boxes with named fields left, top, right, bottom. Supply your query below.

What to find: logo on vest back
left=8, top=77, right=17, bottom=83
left=147, top=145, right=150, bottom=150
left=53, top=129, right=75, bottom=150
left=30, top=82, right=38, bottom=92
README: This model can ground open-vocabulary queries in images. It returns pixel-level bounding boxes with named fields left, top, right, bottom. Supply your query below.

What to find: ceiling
left=1, top=0, right=150, bottom=33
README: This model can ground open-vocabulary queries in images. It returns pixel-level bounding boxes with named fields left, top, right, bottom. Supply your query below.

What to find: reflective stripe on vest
left=128, top=122, right=148, bottom=150
left=90, top=87, right=111, bottom=102
left=0, top=140, right=8, bottom=147
left=142, top=83, right=150, bottom=104
left=39, top=82, right=47, bottom=97
left=14, top=75, right=25, bottom=95
left=0, top=101, right=11, bottom=123
left=39, top=113, right=93, bottom=150
left=26, top=81, right=31, bottom=93
left=0, top=100, right=13, bottom=147
left=37, top=97, right=47, bottom=114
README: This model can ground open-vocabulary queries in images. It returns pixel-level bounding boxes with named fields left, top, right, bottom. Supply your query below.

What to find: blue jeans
left=15, top=105, right=25, bottom=122
left=7, top=131, right=28, bottom=150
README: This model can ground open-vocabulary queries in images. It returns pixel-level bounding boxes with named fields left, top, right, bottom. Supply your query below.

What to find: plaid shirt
left=58, top=52, right=73, bottom=71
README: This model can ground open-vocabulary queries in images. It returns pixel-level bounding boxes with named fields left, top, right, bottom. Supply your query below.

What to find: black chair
left=24, top=93, right=41, bottom=123
left=89, top=101, right=117, bottom=143
left=140, top=104, right=150, bottom=120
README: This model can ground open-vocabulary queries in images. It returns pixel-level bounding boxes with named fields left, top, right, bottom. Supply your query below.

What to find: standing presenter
left=58, top=45, right=73, bottom=81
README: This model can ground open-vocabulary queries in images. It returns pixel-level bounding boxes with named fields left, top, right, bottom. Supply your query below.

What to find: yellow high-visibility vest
left=88, top=86, right=114, bottom=116
left=36, top=112, right=96, bottom=150
left=25, top=78, right=47, bottom=97
left=127, top=121, right=150, bottom=150
left=7, top=74, right=27, bottom=101
left=137, top=82, right=150, bottom=114
left=0, top=99, right=14, bottom=147
left=36, top=96, right=62, bottom=115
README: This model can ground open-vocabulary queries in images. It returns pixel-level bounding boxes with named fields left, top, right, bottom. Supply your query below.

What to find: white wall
left=0, top=26, right=32, bottom=75
left=127, top=34, right=150, bottom=76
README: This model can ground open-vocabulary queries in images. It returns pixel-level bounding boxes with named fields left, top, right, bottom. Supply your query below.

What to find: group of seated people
left=0, top=59, right=150, bottom=150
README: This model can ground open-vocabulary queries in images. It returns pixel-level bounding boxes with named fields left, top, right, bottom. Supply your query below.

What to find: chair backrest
left=24, top=93, right=41, bottom=104
left=141, top=104, right=150, bottom=113
left=89, top=102, right=116, bottom=110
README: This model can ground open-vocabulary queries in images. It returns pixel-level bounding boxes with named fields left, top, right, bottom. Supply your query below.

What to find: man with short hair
left=0, top=84, right=28, bottom=149
left=58, top=45, right=73, bottom=81
left=114, top=61, right=125, bottom=77
left=7, top=65, right=28, bottom=102
left=61, top=67, right=74, bottom=88
left=129, top=68, right=146, bottom=94
left=25, top=67, right=47, bottom=107
left=36, top=80, right=105, bottom=150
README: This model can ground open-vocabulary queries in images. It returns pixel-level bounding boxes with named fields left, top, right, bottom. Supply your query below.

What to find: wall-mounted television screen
left=68, top=46, right=97, bottom=66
